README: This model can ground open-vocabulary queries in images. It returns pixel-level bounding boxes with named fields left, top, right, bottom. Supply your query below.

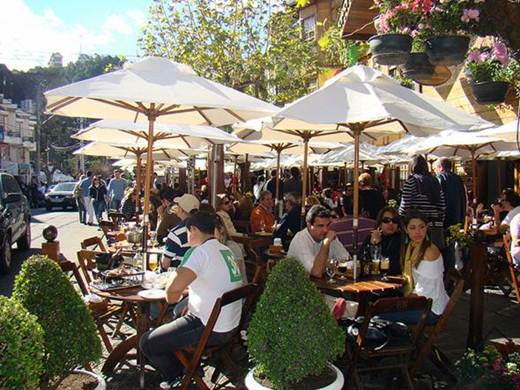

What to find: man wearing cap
left=107, top=169, right=127, bottom=210
left=162, top=194, right=200, bottom=270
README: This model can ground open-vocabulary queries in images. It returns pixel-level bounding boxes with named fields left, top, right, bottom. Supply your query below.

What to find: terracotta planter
left=425, top=35, right=470, bottom=66
left=245, top=363, right=344, bottom=390
left=400, top=53, right=435, bottom=82
left=368, top=34, right=412, bottom=66
left=471, top=81, right=510, bottom=105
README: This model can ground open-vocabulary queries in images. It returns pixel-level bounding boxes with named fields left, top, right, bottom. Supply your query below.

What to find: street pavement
left=0, top=208, right=100, bottom=296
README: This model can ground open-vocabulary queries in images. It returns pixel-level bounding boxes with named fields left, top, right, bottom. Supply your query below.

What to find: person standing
left=80, top=171, right=95, bottom=225
left=107, top=169, right=127, bottom=211
left=358, top=172, right=385, bottom=220
left=399, top=155, right=446, bottom=250
left=283, top=167, right=302, bottom=195
left=433, top=158, right=467, bottom=228
left=89, top=176, right=108, bottom=224
left=74, top=175, right=86, bottom=224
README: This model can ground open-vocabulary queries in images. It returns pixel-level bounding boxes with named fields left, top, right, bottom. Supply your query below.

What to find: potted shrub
left=12, top=255, right=103, bottom=389
left=246, top=257, right=345, bottom=390
left=424, top=0, right=484, bottom=66
left=369, top=0, right=421, bottom=65
left=455, top=345, right=520, bottom=389
left=465, top=40, right=519, bottom=105
left=0, top=296, right=45, bottom=389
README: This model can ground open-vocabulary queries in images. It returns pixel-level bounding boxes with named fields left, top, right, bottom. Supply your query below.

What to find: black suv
left=0, top=173, right=31, bottom=274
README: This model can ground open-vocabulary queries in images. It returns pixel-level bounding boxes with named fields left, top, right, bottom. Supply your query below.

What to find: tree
left=140, top=0, right=320, bottom=105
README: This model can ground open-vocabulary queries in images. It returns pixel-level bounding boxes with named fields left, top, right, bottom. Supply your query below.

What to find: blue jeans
left=92, top=200, right=106, bottom=223
left=110, top=198, right=122, bottom=211
left=379, top=310, right=440, bottom=326
left=140, top=314, right=235, bottom=381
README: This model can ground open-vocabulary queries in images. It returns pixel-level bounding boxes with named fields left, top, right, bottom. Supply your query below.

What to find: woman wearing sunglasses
left=362, top=206, right=402, bottom=275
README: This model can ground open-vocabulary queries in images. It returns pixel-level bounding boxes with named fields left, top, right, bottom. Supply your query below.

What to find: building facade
left=0, top=94, right=36, bottom=180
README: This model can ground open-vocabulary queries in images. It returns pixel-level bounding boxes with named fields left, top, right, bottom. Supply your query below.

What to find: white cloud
left=0, top=0, right=143, bottom=71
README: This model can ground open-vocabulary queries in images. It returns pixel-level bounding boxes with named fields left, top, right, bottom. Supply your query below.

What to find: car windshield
left=53, top=183, right=76, bottom=192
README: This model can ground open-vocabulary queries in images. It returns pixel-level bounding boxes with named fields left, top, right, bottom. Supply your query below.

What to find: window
left=1, top=175, right=21, bottom=194
left=302, top=15, right=316, bottom=41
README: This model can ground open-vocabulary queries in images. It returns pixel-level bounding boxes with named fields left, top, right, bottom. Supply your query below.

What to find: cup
left=273, top=238, right=282, bottom=247
left=372, top=259, right=380, bottom=275
left=380, top=257, right=390, bottom=272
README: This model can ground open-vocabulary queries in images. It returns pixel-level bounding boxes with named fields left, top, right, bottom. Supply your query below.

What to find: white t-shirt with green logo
left=180, top=238, right=243, bottom=332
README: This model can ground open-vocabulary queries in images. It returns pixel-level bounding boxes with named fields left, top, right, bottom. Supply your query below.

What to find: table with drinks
left=313, top=254, right=403, bottom=314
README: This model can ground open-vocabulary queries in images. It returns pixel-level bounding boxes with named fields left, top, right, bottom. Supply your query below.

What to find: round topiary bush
left=12, top=255, right=102, bottom=385
left=247, top=257, right=345, bottom=389
left=0, top=296, right=45, bottom=389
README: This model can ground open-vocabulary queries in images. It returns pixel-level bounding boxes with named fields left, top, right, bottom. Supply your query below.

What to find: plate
left=138, top=289, right=165, bottom=300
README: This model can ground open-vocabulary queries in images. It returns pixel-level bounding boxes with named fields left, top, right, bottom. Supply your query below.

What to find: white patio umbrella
left=411, top=129, right=517, bottom=202
left=45, top=56, right=277, bottom=228
left=272, top=65, right=493, bottom=254
left=479, top=118, right=520, bottom=144
left=317, top=143, right=384, bottom=166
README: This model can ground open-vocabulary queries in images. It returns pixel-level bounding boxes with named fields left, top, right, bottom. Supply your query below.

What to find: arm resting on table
left=165, top=267, right=195, bottom=304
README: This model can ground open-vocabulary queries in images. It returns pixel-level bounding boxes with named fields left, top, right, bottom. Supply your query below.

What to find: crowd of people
left=70, top=155, right=520, bottom=388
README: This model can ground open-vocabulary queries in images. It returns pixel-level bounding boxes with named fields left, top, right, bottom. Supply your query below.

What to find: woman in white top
left=381, top=209, right=449, bottom=325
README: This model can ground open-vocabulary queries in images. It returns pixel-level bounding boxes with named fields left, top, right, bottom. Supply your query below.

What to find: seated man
left=288, top=205, right=349, bottom=278
left=140, top=211, right=243, bottom=389
left=274, top=192, right=302, bottom=248
left=162, top=194, right=200, bottom=270
left=156, top=187, right=181, bottom=245
left=250, top=190, right=276, bottom=233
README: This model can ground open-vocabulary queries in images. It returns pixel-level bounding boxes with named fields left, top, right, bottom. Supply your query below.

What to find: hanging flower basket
left=471, top=81, right=510, bottom=105
left=400, top=52, right=435, bottom=81
left=425, top=35, right=470, bottom=66
left=369, top=34, right=412, bottom=66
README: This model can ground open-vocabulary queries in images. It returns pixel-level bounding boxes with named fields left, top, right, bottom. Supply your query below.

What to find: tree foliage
left=140, top=0, right=320, bottom=105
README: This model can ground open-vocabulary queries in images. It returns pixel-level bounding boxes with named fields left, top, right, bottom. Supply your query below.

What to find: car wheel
left=0, top=233, right=12, bottom=274
left=17, top=221, right=30, bottom=251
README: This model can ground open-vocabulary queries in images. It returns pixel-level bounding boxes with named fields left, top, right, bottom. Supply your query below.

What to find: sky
left=0, top=0, right=150, bottom=71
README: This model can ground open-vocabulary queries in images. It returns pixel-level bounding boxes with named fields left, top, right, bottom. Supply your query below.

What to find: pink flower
left=411, top=29, right=419, bottom=38
left=492, top=40, right=510, bottom=66
left=468, top=50, right=482, bottom=63
left=461, top=9, right=480, bottom=23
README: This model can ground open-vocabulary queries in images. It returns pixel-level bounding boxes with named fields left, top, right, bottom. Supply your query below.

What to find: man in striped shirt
left=161, top=194, right=200, bottom=270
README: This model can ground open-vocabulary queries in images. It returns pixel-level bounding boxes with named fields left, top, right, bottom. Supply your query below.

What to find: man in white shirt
left=288, top=205, right=349, bottom=278
left=140, top=211, right=243, bottom=389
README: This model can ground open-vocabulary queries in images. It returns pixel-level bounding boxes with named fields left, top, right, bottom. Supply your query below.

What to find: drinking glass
left=149, top=255, right=158, bottom=273
left=259, top=219, right=265, bottom=232
left=337, top=256, right=349, bottom=278
left=380, top=257, right=390, bottom=281
left=325, top=258, right=338, bottom=283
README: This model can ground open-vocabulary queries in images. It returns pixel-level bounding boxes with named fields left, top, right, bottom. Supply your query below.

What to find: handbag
left=345, top=316, right=410, bottom=351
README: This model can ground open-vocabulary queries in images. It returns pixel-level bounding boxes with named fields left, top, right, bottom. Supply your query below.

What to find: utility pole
left=34, top=80, right=46, bottom=184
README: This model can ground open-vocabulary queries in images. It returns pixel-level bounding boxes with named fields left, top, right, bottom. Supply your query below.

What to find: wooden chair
left=410, top=279, right=465, bottom=380
left=503, top=234, right=520, bottom=304
left=347, top=296, right=432, bottom=390
left=174, top=284, right=258, bottom=390
left=81, top=236, right=108, bottom=252
left=99, top=220, right=116, bottom=237
left=76, top=249, right=102, bottom=284
left=108, top=211, right=125, bottom=228
left=233, top=219, right=251, bottom=235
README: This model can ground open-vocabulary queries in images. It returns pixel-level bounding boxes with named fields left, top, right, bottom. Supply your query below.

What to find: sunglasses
left=382, top=217, right=399, bottom=224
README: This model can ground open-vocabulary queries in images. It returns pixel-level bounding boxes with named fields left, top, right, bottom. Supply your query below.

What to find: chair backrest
left=192, top=284, right=258, bottom=358
left=60, top=260, right=89, bottom=295
left=99, top=220, right=116, bottom=235
left=357, top=296, right=432, bottom=349
left=234, top=219, right=251, bottom=235
left=108, top=212, right=125, bottom=227
left=81, top=236, right=107, bottom=252
left=77, top=249, right=102, bottom=284
left=429, top=278, right=465, bottom=336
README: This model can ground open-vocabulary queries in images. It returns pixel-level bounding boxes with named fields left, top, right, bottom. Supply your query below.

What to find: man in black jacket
left=434, top=157, right=467, bottom=228
left=274, top=193, right=301, bottom=249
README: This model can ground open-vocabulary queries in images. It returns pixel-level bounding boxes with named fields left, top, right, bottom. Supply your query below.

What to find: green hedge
left=12, top=255, right=102, bottom=384
left=247, top=257, right=345, bottom=389
left=0, top=296, right=44, bottom=389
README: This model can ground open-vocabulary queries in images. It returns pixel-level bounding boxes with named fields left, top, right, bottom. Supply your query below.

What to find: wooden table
left=92, top=285, right=167, bottom=389
left=312, top=276, right=403, bottom=314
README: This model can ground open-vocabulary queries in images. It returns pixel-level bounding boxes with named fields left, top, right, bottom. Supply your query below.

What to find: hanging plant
left=465, top=39, right=519, bottom=104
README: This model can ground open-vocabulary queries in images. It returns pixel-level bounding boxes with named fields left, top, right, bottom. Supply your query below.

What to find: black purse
left=95, top=252, right=124, bottom=271
left=345, top=316, right=410, bottom=351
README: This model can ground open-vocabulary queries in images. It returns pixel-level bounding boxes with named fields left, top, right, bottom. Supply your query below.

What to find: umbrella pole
left=352, top=126, right=362, bottom=261
left=135, top=153, right=142, bottom=214
left=471, top=149, right=477, bottom=206
left=276, top=148, right=281, bottom=217
left=143, top=108, right=156, bottom=231
left=302, top=137, right=309, bottom=204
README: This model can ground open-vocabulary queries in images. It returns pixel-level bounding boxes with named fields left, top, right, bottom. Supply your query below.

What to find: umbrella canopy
left=479, top=118, right=520, bottom=143
left=45, top=57, right=277, bottom=227
left=317, top=143, right=384, bottom=166
left=272, top=64, right=493, bottom=256
left=73, top=141, right=201, bottom=160
left=73, top=119, right=241, bottom=149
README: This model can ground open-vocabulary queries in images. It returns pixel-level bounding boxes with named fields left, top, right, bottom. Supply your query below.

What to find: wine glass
left=325, top=258, right=338, bottom=283
left=259, top=219, right=265, bottom=233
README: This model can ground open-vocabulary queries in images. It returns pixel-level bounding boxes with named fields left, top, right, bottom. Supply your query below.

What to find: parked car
left=0, top=172, right=31, bottom=274
left=45, top=182, right=78, bottom=211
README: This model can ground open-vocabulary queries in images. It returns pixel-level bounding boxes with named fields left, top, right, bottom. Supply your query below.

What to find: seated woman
left=120, top=188, right=138, bottom=221
left=215, top=193, right=239, bottom=236
left=361, top=207, right=402, bottom=276
left=380, top=210, right=449, bottom=325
